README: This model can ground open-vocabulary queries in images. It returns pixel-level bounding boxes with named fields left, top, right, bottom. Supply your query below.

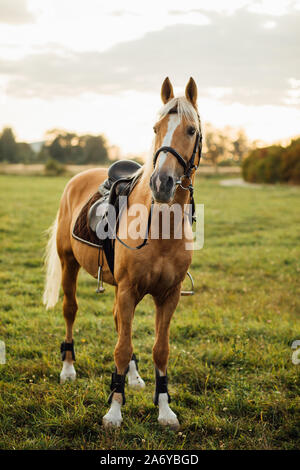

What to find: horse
left=43, top=77, right=202, bottom=429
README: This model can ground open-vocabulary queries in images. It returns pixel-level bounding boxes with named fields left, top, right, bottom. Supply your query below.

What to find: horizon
left=1, top=0, right=300, bottom=155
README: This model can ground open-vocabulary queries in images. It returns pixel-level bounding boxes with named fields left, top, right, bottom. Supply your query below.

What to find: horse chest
left=132, top=251, right=191, bottom=294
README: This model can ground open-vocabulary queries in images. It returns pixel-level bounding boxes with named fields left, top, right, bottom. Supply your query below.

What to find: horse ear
left=185, top=77, right=198, bottom=107
left=161, top=77, right=174, bottom=104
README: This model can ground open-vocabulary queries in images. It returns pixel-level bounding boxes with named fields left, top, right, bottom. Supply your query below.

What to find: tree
left=47, top=131, right=77, bottom=163
left=0, top=127, right=18, bottom=162
left=16, top=142, right=36, bottom=163
left=81, top=135, right=108, bottom=164
left=204, top=124, right=229, bottom=170
left=232, top=129, right=251, bottom=164
left=41, top=130, right=109, bottom=164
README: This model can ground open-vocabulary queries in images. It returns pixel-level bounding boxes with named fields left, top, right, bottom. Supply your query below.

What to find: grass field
left=0, top=173, right=299, bottom=450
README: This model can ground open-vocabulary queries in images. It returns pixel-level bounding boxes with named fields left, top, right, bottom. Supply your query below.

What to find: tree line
left=0, top=125, right=253, bottom=167
left=0, top=128, right=110, bottom=165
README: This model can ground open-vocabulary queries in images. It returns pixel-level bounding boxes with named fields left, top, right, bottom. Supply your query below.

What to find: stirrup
left=96, top=265, right=105, bottom=294
left=181, top=271, right=194, bottom=296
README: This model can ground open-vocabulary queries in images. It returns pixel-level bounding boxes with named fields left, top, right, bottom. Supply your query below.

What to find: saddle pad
left=72, top=192, right=103, bottom=248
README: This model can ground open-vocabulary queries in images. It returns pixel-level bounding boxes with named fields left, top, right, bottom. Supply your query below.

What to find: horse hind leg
left=60, top=253, right=80, bottom=384
left=127, top=354, right=145, bottom=390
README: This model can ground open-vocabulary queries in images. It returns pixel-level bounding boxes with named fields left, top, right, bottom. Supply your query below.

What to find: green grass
left=0, top=174, right=299, bottom=450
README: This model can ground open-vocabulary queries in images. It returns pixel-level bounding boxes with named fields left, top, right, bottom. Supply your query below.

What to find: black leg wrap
left=60, top=340, right=75, bottom=361
left=153, top=368, right=171, bottom=406
left=108, top=370, right=126, bottom=405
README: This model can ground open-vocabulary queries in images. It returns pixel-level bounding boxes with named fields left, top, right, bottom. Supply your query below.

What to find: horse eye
left=153, top=126, right=157, bottom=134
left=188, top=126, right=196, bottom=136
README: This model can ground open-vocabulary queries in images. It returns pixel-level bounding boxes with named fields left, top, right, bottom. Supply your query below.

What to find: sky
left=0, top=0, right=300, bottom=155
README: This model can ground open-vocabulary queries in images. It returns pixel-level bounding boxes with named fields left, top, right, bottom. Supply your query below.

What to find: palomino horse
left=43, top=77, right=202, bottom=429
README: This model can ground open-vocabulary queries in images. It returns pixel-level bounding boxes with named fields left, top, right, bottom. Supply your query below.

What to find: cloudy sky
left=0, top=0, right=300, bottom=154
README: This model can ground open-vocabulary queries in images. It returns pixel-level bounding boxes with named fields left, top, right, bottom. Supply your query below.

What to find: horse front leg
left=153, top=285, right=181, bottom=430
left=103, top=286, right=137, bottom=428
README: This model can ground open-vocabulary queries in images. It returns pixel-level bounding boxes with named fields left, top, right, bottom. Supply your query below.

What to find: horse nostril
left=149, top=174, right=155, bottom=189
left=165, top=176, right=174, bottom=192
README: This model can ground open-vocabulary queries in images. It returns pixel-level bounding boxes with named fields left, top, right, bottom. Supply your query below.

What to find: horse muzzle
left=150, top=170, right=176, bottom=203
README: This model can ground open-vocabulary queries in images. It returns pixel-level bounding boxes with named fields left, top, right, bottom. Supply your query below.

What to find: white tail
left=43, top=214, right=62, bottom=309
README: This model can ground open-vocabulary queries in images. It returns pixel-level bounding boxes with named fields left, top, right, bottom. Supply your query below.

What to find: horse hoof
left=60, top=362, right=76, bottom=384
left=158, top=417, right=180, bottom=431
left=60, top=373, right=76, bottom=384
left=128, top=376, right=145, bottom=390
left=103, top=415, right=123, bottom=428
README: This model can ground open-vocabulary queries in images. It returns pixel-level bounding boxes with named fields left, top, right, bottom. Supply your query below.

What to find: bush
left=242, top=139, right=300, bottom=184
left=44, top=158, right=66, bottom=176
left=281, top=138, right=300, bottom=184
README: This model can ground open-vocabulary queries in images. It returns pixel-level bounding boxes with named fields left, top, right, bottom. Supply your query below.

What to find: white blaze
left=155, top=114, right=181, bottom=191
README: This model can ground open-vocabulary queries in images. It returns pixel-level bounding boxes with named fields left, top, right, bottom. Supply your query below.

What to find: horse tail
left=43, top=213, right=62, bottom=310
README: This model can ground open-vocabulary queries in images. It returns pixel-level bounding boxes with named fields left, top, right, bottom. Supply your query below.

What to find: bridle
left=153, top=129, right=202, bottom=181
left=152, top=117, right=202, bottom=221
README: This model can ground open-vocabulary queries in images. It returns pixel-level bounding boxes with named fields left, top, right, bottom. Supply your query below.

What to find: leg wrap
left=60, top=340, right=75, bottom=361
left=108, top=370, right=126, bottom=405
left=153, top=368, right=171, bottom=406
left=107, top=354, right=138, bottom=405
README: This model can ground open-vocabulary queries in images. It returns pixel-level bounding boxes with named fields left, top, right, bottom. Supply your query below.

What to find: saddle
left=89, top=160, right=142, bottom=231
left=72, top=160, right=142, bottom=275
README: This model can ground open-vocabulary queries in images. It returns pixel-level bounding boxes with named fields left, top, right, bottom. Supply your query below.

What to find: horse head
left=150, top=77, right=202, bottom=203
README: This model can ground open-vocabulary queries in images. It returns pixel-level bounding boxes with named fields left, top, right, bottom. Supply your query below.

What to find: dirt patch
left=220, top=178, right=262, bottom=188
